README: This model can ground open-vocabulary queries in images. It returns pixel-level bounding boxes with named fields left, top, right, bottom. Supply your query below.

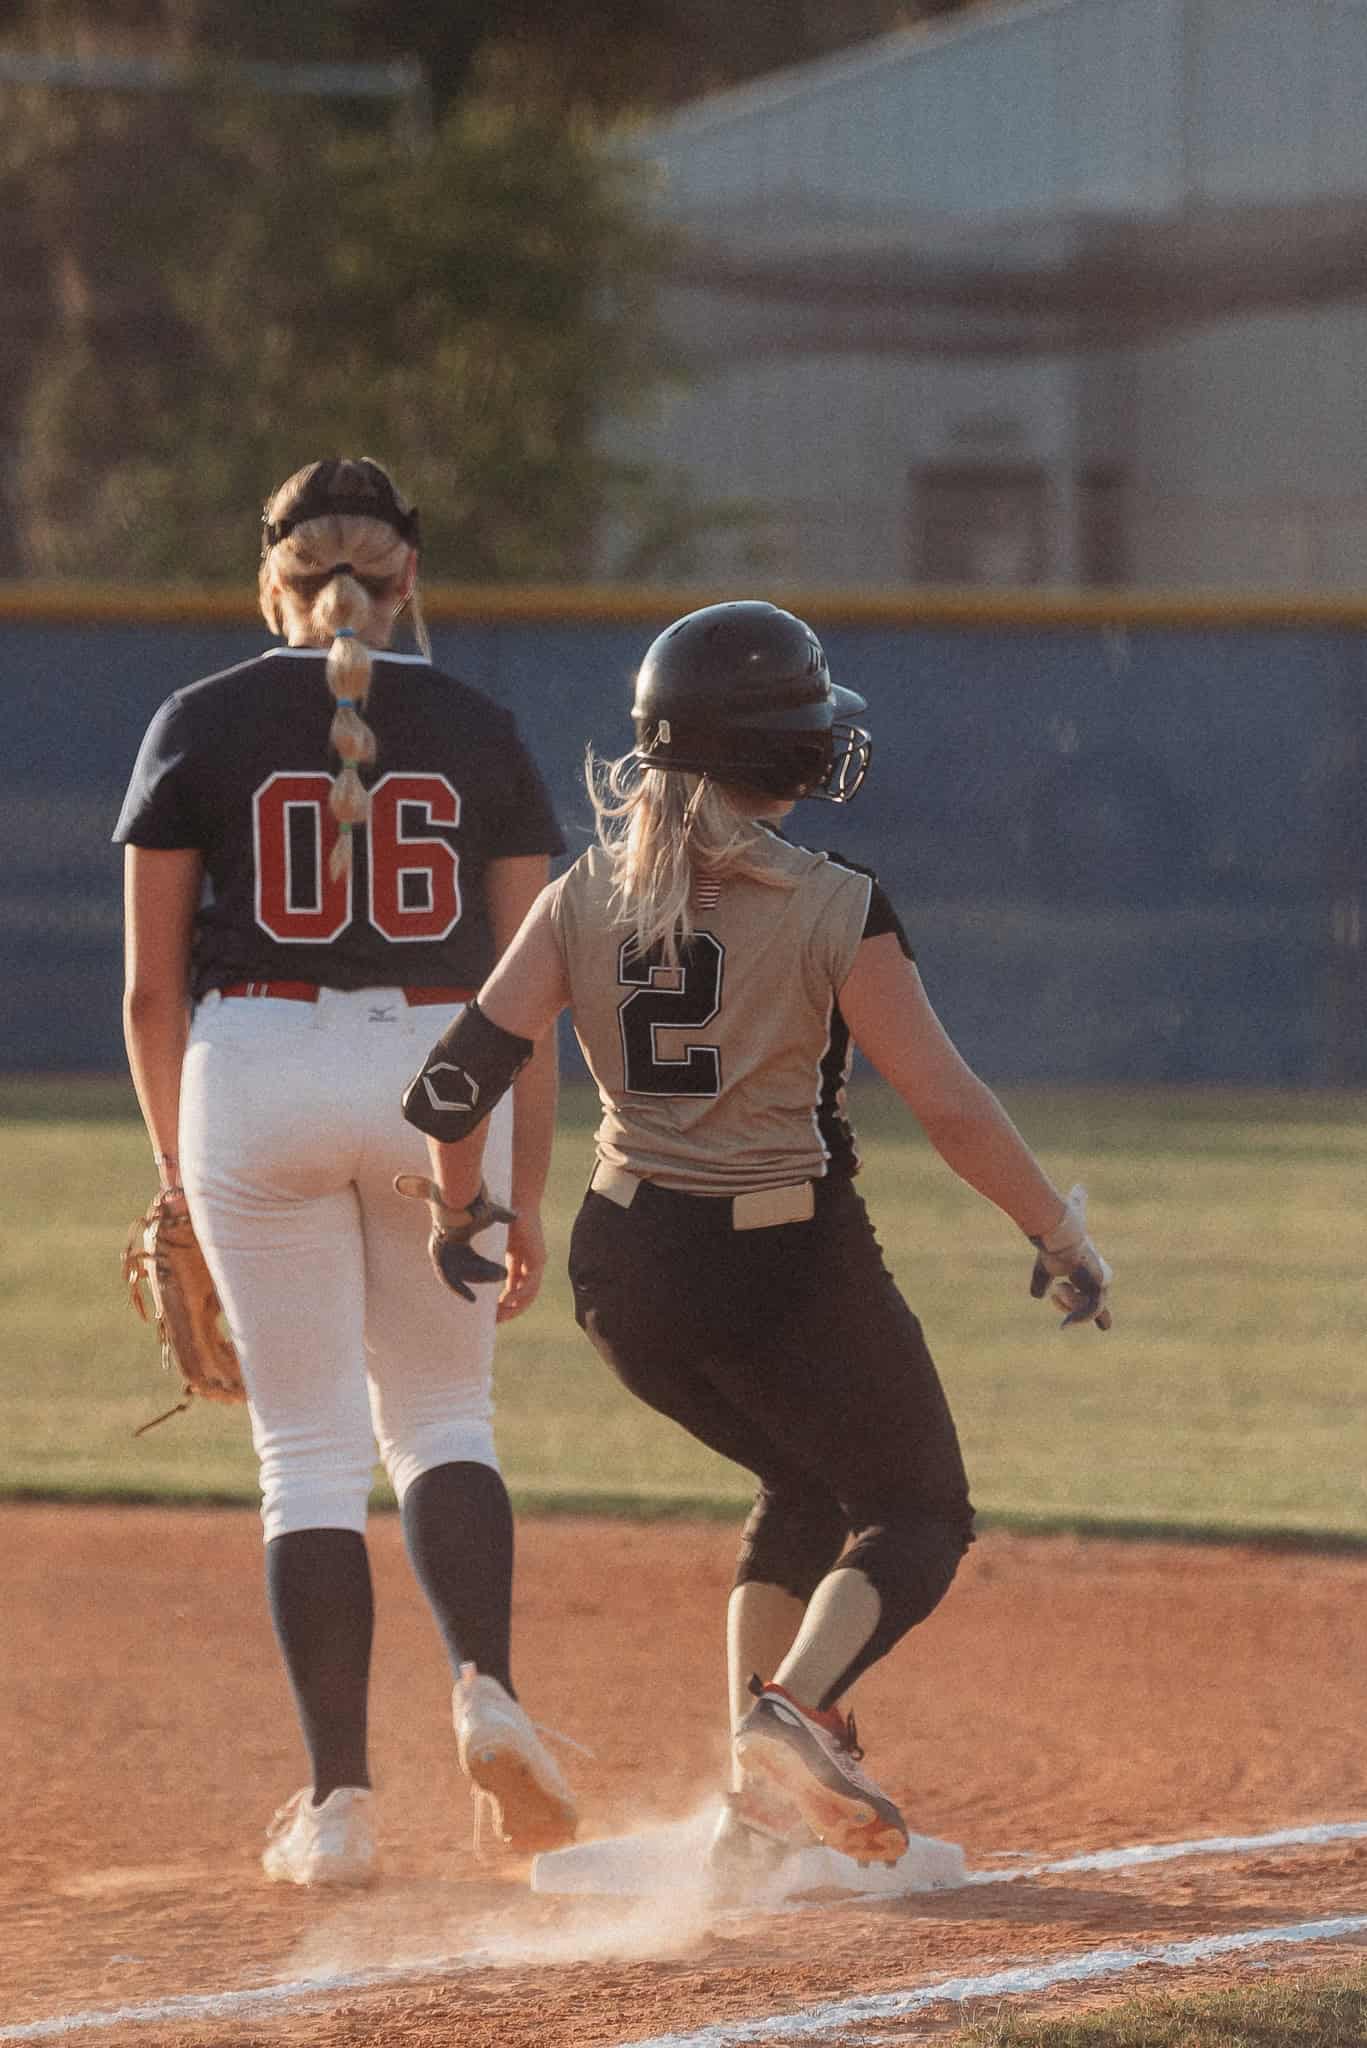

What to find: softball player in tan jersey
left=402, top=601, right=1114, bottom=1890
left=553, top=835, right=872, bottom=1195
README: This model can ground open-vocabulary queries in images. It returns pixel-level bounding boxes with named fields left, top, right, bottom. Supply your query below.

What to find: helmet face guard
left=824, top=722, right=873, bottom=803
left=632, top=717, right=871, bottom=803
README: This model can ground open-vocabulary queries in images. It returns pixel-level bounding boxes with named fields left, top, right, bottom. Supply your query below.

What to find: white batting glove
left=1029, top=1183, right=1113, bottom=1331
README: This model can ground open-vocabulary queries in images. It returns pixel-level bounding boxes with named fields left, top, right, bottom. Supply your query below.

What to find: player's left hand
left=1029, top=1183, right=1113, bottom=1330
left=395, top=1174, right=517, bottom=1303
left=432, top=1237, right=505, bottom=1302
left=497, top=1210, right=547, bottom=1323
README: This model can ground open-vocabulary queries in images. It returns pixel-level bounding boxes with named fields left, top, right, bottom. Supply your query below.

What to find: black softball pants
left=568, top=1172, right=974, bottom=1702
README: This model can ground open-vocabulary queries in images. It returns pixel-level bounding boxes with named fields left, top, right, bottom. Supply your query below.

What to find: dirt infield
left=4, top=1504, right=1365, bottom=2045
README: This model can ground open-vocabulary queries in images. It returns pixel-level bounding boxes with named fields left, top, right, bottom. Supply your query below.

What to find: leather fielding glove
left=1029, top=1182, right=1113, bottom=1331
left=394, top=1174, right=517, bottom=1302
left=122, top=1188, right=247, bottom=1434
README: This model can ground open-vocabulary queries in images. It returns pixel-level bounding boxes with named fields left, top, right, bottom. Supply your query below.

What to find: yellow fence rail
left=7, top=583, right=1367, bottom=629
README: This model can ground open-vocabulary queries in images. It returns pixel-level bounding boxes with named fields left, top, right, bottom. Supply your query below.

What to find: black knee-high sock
left=265, top=1529, right=374, bottom=1802
left=400, top=1461, right=515, bottom=1695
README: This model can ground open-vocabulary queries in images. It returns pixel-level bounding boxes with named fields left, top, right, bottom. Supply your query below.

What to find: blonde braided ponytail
left=258, top=458, right=426, bottom=884
left=317, top=578, right=379, bottom=881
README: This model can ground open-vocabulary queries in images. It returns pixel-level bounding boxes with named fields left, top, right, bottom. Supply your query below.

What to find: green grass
left=2, top=1076, right=1365, bottom=1540
left=953, top=1968, right=1367, bottom=2046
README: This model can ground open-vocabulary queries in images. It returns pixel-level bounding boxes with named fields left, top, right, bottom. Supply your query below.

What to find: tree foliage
left=7, top=81, right=680, bottom=582
left=0, top=1, right=974, bottom=114
left=0, top=0, right=975, bottom=582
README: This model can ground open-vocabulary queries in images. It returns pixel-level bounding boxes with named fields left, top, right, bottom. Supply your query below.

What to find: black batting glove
left=430, top=1236, right=507, bottom=1303
left=394, top=1174, right=517, bottom=1302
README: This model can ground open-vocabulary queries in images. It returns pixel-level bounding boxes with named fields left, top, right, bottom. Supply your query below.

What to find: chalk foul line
left=3, top=1818, right=1366, bottom=2041
left=969, top=1816, right=1367, bottom=1882
left=616, top=1915, right=1367, bottom=2048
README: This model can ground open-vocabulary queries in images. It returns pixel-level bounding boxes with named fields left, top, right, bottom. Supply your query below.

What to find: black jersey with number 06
left=114, top=647, right=564, bottom=999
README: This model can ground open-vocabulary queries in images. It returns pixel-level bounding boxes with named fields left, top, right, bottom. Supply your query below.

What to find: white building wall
left=1127, top=301, right=1367, bottom=587
left=1185, top=0, right=1367, bottom=201
left=606, top=343, right=1081, bottom=584
left=647, top=0, right=1367, bottom=220
left=607, top=0, right=1367, bottom=589
left=646, top=0, right=1189, bottom=219
left=1056, top=0, right=1185, bottom=210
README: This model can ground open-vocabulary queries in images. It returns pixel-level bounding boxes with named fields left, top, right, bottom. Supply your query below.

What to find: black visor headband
left=261, top=466, right=421, bottom=555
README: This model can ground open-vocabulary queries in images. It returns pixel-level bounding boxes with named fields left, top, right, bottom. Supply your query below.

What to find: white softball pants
left=178, top=987, right=512, bottom=1544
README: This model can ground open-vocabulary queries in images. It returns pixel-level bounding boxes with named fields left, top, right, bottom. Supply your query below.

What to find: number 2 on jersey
left=617, top=932, right=725, bottom=1096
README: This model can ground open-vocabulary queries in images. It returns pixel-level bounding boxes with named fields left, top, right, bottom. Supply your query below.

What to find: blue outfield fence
left=7, top=591, right=1366, bottom=1083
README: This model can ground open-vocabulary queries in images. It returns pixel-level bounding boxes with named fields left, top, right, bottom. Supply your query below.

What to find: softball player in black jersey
left=402, top=600, right=1113, bottom=1888
left=115, top=458, right=578, bottom=1887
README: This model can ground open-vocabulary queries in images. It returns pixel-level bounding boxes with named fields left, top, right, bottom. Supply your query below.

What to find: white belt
left=589, top=1160, right=815, bottom=1230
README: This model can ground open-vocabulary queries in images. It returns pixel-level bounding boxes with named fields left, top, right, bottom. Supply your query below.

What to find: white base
left=530, top=1802, right=967, bottom=1902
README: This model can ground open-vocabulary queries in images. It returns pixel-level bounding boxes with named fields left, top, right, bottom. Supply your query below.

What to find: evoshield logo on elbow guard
left=420, top=1064, right=479, bottom=1117
left=402, top=999, right=535, bottom=1143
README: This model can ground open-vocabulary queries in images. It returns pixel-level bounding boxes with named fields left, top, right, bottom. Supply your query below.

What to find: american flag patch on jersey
left=693, top=876, right=721, bottom=910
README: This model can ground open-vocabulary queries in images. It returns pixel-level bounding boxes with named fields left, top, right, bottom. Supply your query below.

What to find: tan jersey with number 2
left=546, top=838, right=874, bottom=1195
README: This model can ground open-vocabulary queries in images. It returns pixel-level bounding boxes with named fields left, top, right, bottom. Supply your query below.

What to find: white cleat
left=454, top=1664, right=578, bottom=1859
left=261, top=1786, right=377, bottom=1887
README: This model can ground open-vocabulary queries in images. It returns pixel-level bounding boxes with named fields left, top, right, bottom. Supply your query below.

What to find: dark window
left=915, top=465, right=1049, bottom=584
left=1078, top=464, right=1129, bottom=586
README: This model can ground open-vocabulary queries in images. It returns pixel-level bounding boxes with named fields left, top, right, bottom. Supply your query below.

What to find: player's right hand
left=497, top=1211, right=547, bottom=1323
left=1028, top=1183, right=1113, bottom=1330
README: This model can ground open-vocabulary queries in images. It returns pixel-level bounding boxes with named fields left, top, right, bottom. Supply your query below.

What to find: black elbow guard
left=401, top=999, right=534, bottom=1142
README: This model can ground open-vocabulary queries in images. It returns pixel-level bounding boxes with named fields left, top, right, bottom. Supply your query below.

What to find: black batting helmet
left=630, top=601, right=871, bottom=802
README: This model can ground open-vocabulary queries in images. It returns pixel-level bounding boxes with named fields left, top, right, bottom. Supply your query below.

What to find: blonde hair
left=259, top=460, right=430, bottom=881
left=587, top=750, right=794, bottom=969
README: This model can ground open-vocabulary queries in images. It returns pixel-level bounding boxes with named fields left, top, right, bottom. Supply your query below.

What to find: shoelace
left=750, top=1673, right=865, bottom=1762
left=837, top=1713, right=865, bottom=1763
left=265, top=1786, right=367, bottom=1838
left=265, top=1789, right=310, bottom=1838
